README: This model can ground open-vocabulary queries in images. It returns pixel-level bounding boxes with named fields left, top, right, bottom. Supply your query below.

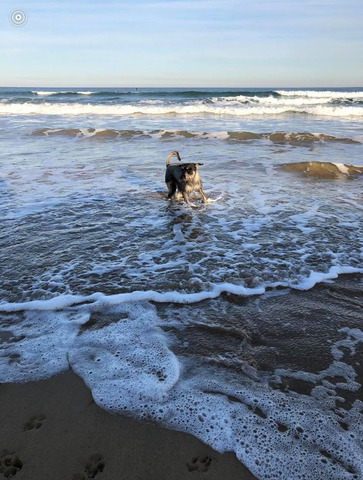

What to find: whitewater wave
left=31, top=90, right=96, bottom=96
left=210, top=94, right=337, bottom=106
left=31, top=91, right=59, bottom=96
left=276, top=90, right=363, bottom=99
left=2, top=101, right=363, bottom=117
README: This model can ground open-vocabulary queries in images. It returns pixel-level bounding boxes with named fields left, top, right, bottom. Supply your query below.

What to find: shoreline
left=1, top=273, right=362, bottom=480
left=1, top=371, right=257, bottom=480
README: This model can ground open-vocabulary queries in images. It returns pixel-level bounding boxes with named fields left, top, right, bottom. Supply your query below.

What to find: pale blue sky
left=1, top=0, right=362, bottom=87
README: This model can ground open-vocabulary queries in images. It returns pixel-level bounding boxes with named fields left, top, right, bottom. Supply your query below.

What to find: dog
left=165, top=151, right=207, bottom=206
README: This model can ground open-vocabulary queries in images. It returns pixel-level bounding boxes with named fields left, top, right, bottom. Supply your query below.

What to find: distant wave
left=1, top=88, right=362, bottom=101
left=2, top=101, right=363, bottom=117
left=209, top=95, right=336, bottom=106
left=32, top=128, right=362, bottom=145
left=276, top=90, right=363, bottom=99
left=1, top=88, right=363, bottom=116
left=32, top=90, right=96, bottom=96
left=31, top=91, right=59, bottom=96
left=278, top=161, right=363, bottom=178
left=1, top=89, right=278, bottom=98
left=0, top=90, right=101, bottom=97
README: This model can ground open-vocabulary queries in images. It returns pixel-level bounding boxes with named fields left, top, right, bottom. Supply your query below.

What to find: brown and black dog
left=165, top=151, right=207, bottom=206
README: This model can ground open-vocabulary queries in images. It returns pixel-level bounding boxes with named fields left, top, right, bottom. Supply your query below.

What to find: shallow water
left=0, top=87, right=363, bottom=480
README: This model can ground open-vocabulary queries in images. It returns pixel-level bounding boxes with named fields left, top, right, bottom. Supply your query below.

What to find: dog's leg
left=181, top=190, right=191, bottom=206
left=199, top=188, right=208, bottom=203
left=166, top=180, right=176, bottom=199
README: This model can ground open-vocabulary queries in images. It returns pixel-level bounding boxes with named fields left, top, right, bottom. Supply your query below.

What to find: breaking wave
left=0, top=88, right=362, bottom=99
left=276, top=90, right=363, bottom=99
left=278, top=161, right=363, bottom=178
left=31, top=128, right=362, bottom=145
left=31, top=90, right=95, bottom=96
left=1, top=87, right=363, bottom=117
left=1, top=101, right=363, bottom=117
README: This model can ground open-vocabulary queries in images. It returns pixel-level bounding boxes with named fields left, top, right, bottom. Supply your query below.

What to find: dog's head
left=181, top=163, right=203, bottom=175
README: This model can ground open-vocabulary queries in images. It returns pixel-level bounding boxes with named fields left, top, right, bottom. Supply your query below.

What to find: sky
left=1, top=0, right=363, bottom=87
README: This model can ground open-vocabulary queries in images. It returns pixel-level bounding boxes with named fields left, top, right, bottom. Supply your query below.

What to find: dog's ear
left=197, top=163, right=203, bottom=166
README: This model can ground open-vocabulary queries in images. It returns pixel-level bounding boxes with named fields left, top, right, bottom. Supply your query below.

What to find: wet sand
left=0, top=371, right=257, bottom=480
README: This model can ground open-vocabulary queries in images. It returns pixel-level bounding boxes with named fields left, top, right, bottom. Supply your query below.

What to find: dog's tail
left=166, top=151, right=181, bottom=165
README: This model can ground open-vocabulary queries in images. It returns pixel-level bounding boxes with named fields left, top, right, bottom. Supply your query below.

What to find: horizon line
left=1, top=85, right=363, bottom=89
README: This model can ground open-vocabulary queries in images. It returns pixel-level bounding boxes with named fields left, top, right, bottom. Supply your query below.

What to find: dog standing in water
left=165, top=151, right=207, bottom=206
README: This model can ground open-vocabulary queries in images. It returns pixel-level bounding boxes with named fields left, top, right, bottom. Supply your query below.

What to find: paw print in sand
left=72, top=453, right=105, bottom=479
left=187, top=455, right=212, bottom=473
left=23, top=414, right=46, bottom=431
left=0, top=450, right=23, bottom=478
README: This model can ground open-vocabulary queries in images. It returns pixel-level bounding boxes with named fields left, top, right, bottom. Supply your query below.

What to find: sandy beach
left=1, top=371, right=257, bottom=480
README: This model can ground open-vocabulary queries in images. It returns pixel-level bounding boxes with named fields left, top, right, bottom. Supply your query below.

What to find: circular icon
left=9, top=9, right=28, bottom=27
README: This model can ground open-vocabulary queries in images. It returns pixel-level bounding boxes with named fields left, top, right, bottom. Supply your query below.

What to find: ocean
left=0, top=87, right=362, bottom=479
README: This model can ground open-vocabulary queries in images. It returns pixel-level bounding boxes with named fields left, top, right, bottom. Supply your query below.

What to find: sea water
left=0, top=87, right=362, bottom=480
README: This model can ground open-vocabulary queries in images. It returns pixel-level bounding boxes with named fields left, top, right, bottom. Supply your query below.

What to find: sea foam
left=1, top=297, right=362, bottom=480
left=0, top=266, right=361, bottom=312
